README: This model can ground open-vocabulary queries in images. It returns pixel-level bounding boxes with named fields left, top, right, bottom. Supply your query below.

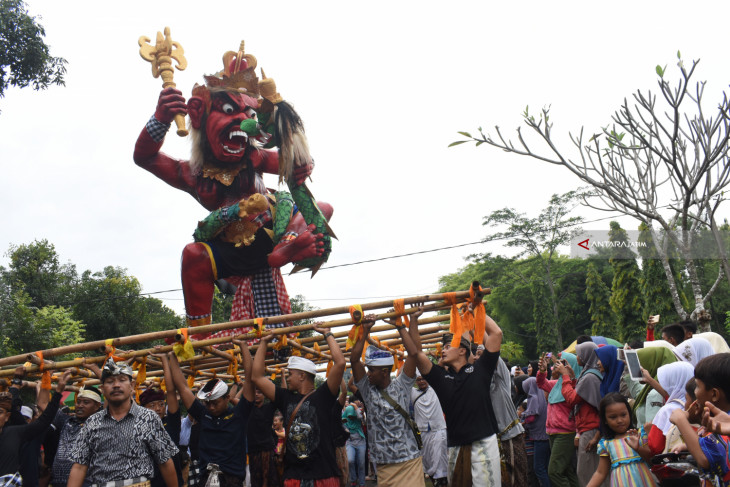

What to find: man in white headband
left=350, top=310, right=424, bottom=487
left=168, top=344, right=255, bottom=487
left=49, top=387, right=102, bottom=487
left=68, top=358, right=179, bottom=487
left=252, top=323, right=347, bottom=486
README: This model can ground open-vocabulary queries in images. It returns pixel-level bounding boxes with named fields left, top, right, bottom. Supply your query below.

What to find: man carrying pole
left=349, top=311, right=424, bottom=487
left=397, top=308, right=505, bottom=487
left=251, top=324, right=346, bottom=487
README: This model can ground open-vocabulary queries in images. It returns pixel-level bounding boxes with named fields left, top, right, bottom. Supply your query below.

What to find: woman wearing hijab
left=632, top=346, right=678, bottom=428
left=673, top=336, right=714, bottom=366
left=554, top=342, right=607, bottom=487
left=594, top=345, right=625, bottom=397
left=523, top=377, right=551, bottom=487
left=693, top=332, right=730, bottom=353
left=537, top=352, right=579, bottom=487
left=647, top=361, right=695, bottom=455
left=513, top=375, right=530, bottom=408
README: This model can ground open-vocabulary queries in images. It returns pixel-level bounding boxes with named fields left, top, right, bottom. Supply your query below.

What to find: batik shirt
left=51, top=414, right=85, bottom=485
left=356, top=372, right=421, bottom=464
left=69, top=400, right=178, bottom=484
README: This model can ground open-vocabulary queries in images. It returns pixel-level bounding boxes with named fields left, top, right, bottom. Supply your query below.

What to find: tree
left=2, top=239, right=76, bottom=308
left=637, top=223, right=683, bottom=323
left=607, top=222, right=644, bottom=341
left=481, top=190, right=590, bottom=349
left=456, top=55, right=730, bottom=330
left=0, top=0, right=67, bottom=99
left=72, top=266, right=181, bottom=342
left=585, top=262, right=614, bottom=337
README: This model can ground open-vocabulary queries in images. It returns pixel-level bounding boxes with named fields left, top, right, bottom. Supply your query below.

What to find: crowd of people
left=1, top=312, right=730, bottom=487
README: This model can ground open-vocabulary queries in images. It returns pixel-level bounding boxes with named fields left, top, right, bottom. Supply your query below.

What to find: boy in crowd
left=670, top=353, right=730, bottom=485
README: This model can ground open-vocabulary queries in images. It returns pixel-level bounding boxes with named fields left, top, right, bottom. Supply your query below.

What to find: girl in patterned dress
left=587, top=393, right=658, bottom=487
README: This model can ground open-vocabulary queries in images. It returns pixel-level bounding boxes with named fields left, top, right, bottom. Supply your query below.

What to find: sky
left=2, top=1, right=730, bottom=323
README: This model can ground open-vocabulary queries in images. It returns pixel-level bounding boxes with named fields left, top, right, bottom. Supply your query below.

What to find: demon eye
left=244, top=107, right=257, bottom=120
left=222, top=103, right=235, bottom=114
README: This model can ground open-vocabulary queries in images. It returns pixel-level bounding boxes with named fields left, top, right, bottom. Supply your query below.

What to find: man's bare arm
left=252, top=333, right=277, bottom=401
left=233, top=339, right=255, bottom=402
left=167, top=353, right=196, bottom=409
left=349, top=315, right=375, bottom=383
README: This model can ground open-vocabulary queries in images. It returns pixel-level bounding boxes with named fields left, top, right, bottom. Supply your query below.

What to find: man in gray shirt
left=350, top=314, right=423, bottom=487
left=490, top=355, right=527, bottom=487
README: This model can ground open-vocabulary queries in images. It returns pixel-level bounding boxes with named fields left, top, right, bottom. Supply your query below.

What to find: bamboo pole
left=1, top=290, right=478, bottom=367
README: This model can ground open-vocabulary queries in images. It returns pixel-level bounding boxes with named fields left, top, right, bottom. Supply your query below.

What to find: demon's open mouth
left=222, top=128, right=249, bottom=154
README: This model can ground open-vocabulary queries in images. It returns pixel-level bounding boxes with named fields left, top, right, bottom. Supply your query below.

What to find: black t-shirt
left=0, top=392, right=61, bottom=476
left=152, top=409, right=183, bottom=487
left=246, top=402, right=276, bottom=454
left=188, top=398, right=252, bottom=478
left=331, top=401, right=348, bottom=448
left=423, top=350, right=500, bottom=447
left=273, top=383, right=340, bottom=480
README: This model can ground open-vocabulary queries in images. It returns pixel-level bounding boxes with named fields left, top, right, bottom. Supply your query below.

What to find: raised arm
left=232, top=338, right=255, bottom=403
left=167, top=352, right=197, bottom=409
left=314, top=323, right=346, bottom=396
left=251, top=333, right=277, bottom=401
left=151, top=350, right=178, bottom=414
left=483, top=314, right=503, bottom=353
left=396, top=308, right=433, bottom=376
left=400, top=305, right=424, bottom=378
left=349, top=315, right=376, bottom=383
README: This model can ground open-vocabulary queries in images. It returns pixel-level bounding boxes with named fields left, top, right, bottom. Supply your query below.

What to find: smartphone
left=616, top=348, right=626, bottom=361
left=649, top=314, right=660, bottom=324
left=546, top=352, right=552, bottom=359
left=624, top=349, right=643, bottom=380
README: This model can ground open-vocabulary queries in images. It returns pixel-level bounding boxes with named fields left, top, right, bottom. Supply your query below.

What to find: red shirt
left=560, top=375, right=600, bottom=433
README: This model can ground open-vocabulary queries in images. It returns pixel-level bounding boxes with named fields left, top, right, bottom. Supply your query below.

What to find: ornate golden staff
left=138, top=27, right=188, bottom=136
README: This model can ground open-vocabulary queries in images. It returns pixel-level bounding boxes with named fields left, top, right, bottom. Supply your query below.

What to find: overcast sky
left=2, top=1, right=730, bottom=321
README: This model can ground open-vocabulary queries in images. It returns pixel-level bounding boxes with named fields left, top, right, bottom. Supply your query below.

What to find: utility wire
left=56, top=209, right=636, bottom=306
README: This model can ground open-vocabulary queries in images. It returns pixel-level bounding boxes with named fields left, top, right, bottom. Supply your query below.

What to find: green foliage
left=2, top=239, right=76, bottom=308
left=500, top=341, right=525, bottom=364
left=0, top=240, right=181, bottom=355
left=211, top=287, right=234, bottom=323
left=585, top=262, right=615, bottom=337
left=0, top=289, right=84, bottom=357
left=0, top=0, right=67, bottom=98
left=72, top=266, right=181, bottom=342
left=637, top=223, right=682, bottom=323
left=607, top=222, right=644, bottom=342
left=290, top=294, right=318, bottom=338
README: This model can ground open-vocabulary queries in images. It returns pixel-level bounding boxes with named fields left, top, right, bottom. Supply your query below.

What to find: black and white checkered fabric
left=146, top=116, right=171, bottom=142
left=251, top=268, right=283, bottom=324
left=91, top=476, right=148, bottom=487
left=188, top=460, right=201, bottom=487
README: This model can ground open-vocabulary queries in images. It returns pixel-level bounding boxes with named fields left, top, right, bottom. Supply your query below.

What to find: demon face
left=188, top=90, right=261, bottom=166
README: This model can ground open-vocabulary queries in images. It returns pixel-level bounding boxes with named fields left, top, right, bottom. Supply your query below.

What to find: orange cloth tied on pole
left=254, top=318, right=265, bottom=338
left=346, top=304, right=364, bottom=350
left=173, top=328, right=195, bottom=361
left=447, top=287, right=486, bottom=348
left=326, top=360, right=334, bottom=377
left=393, top=299, right=410, bottom=329
left=227, top=349, right=239, bottom=383
left=187, top=361, right=197, bottom=389
left=40, top=371, right=52, bottom=390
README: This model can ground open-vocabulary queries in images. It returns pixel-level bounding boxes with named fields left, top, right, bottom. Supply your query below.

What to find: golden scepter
left=138, top=26, right=188, bottom=136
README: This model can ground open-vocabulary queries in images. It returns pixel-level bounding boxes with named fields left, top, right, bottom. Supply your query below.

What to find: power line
left=56, top=208, right=636, bottom=306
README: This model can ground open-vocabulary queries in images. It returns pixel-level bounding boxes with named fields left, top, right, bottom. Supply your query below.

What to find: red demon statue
left=133, top=42, right=333, bottom=338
